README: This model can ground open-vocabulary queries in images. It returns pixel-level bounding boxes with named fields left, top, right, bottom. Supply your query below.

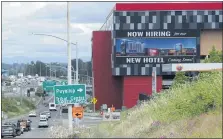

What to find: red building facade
left=92, top=2, right=223, bottom=109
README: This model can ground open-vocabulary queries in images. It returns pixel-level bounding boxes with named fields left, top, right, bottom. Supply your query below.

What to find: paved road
left=59, top=110, right=103, bottom=128
left=2, top=95, right=58, bottom=138
left=3, top=87, right=36, bottom=98
left=2, top=94, right=102, bottom=138
left=3, top=83, right=38, bottom=98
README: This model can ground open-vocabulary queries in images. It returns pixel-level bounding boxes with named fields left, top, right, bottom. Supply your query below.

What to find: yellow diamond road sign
left=91, top=98, right=97, bottom=104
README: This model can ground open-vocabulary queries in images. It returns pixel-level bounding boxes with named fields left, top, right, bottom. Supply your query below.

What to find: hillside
left=2, top=97, right=37, bottom=118
left=79, top=71, right=222, bottom=138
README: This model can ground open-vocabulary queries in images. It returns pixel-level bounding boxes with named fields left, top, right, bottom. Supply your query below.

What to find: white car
left=40, top=114, right=48, bottom=120
left=49, top=103, right=57, bottom=111
left=38, top=119, right=48, bottom=128
left=41, top=111, right=51, bottom=119
left=29, top=111, right=37, bottom=117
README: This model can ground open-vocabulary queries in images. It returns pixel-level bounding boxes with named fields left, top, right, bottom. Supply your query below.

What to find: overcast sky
left=2, top=2, right=115, bottom=64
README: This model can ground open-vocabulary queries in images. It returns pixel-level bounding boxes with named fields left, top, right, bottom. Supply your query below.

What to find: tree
left=71, top=59, right=92, bottom=82
left=204, top=46, right=222, bottom=63
left=171, top=71, right=189, bottom=88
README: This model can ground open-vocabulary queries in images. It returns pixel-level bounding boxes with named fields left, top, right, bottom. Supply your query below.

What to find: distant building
left=2, top=69, right=8, bottom=77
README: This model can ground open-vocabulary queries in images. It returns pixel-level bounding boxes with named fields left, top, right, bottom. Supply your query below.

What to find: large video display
left=114, top=30, right=199, bottom=64
left=116, top=38, right=196, bottom=57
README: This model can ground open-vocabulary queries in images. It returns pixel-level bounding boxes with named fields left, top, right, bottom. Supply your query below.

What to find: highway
left=2, top=80, right=39, bottom=98
left=2, top=94, right=102, bottom=138
left=3, top=87, right=36, bottom=98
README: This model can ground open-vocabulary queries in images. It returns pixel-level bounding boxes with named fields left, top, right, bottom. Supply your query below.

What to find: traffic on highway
left=2, top=92, right=102, bottom=138
left=2, top=1, right=222, bottom=138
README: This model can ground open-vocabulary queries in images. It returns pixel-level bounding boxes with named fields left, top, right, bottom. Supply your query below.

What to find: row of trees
left=8, top=59, right=92, bottom=78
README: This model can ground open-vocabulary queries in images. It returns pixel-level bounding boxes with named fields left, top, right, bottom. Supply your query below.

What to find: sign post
left=54, top=84, right=86, bottom=128
left=54, top=84, right=86, bottom=104
left=72, top=104, right=83, bottom=127
left=43, top=80, right=56, bottom=93
left=152, top=67, right=157, bottom=94
left=91, top=97, right=97, bottom=105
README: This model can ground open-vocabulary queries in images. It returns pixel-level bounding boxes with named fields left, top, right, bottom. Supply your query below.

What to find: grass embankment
left=2, top=97, right=37, bottom=118
left=79, top=71, right=222, bottom=138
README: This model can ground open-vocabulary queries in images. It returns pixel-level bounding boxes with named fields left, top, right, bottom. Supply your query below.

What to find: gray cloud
left=29, top=2, right=115, bottom=23
left=2, top=2, right=109, bottom=64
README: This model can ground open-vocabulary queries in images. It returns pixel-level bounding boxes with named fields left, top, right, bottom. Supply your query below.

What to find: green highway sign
left=54, top=84, right=86, bottom=105
left=61, top=80, right=68, bottom=85
left=43, top=80, right=57, bottom=92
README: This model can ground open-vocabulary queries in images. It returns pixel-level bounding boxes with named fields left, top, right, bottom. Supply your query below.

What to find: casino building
left=91, top=2, right=223, bottom=110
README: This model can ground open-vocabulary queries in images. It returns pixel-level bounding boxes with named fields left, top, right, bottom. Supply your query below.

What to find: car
left=1, top=124, right=18, bottom=138
left=49, top=103, right=57, bottom=111
left=30, top=88, right=35, bottom=91
left=38, top=119, right=48, bottom=128
left=41, top=111, right=51, bottom=118
left=29, top=111, right=37, bottom=117
left=40, top=113, right=48, bottom=120
left=3, top=122, right=23, bottom=136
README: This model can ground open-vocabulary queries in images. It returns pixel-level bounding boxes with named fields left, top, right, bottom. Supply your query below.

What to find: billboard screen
left=116, top=38, right=196, bottom=57
left=114, top=30, right=199, bottom=64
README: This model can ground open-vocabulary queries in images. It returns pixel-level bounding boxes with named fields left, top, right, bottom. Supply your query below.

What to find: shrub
left=152, top=71, right=222, bottom=123
left=2, top=98, right=19, bottom=113
left=22, top=99, right=36, bottom=109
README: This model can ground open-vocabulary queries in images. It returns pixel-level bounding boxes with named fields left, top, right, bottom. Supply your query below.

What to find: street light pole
left=46, top=66, right=47, bottom=77
left=19, top=85, right=23, bottom=105
left=50, top=63, right=52, bottom=78
left=67, top=2, right=73, bottom=130
left=76, top=43, right=78, bottom=84
left=40, top=62, right=41, bottom=77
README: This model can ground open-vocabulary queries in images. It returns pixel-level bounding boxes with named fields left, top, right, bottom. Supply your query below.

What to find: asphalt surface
left=3, top=82, right=38, bottom=98
left=2, top=95, right=56, bottom=138
left=2, top=94, right=103, bottom=138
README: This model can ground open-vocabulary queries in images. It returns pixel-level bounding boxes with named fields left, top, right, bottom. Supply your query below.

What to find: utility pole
left=46, top=66, right=47, bottom=77
left=29, top=66, right=30, bottom=75
left=91, top=56, right=95, bottom=112
left=40, top=62, right=42, bottom=77
left=152, top=67, right=157, bottom=94
left=67, top=2, right=73, bottom=130
left=32, top=64, right=33, bottom=76
left=50, top=63, right=52, bottom=78
left=20, top=85, right=23, bottom=105
left=76, top=43, right=78, bottom=84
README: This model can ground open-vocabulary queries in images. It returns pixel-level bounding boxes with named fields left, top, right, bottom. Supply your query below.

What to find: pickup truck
left=18, top=119, right=32, bottom=132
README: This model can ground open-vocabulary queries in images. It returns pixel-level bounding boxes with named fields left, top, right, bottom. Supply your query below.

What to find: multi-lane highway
left=3, top=87, right=36, bottom=98
left=2, top=94, right=102, bottom=138
left=15, top=102, right=59, bottom=138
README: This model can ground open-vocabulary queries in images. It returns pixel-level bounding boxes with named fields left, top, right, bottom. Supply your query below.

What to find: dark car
left=3, top=122, right=22, bottom=136
left=1, top=124, right=17, bottom=138
left=30, top=88, right=35, bottom=91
